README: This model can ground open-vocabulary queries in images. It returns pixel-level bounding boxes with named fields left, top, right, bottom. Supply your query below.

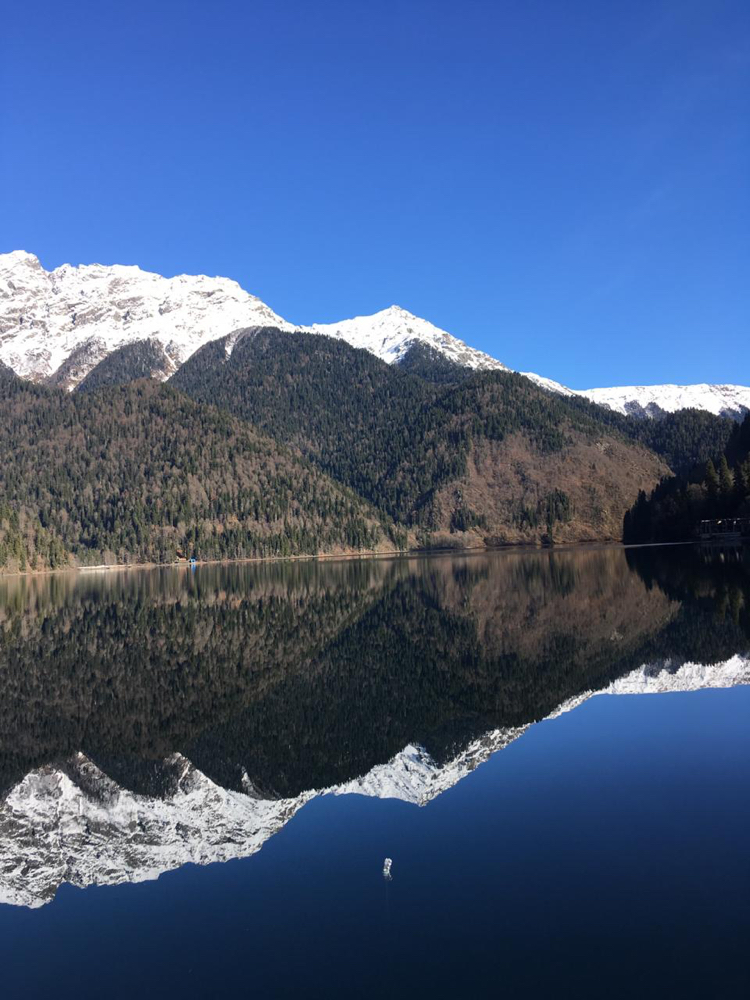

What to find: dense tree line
left=394, top=341, right=472, bottom=384
left=335, top=342, right=736, bottom=474
left=557, top=394, right=736, bottom=475
left=0, top=332, right=741, bottom=568
left=623, top=413, right=750, bottom=542
left=77, top=338, right=172, bottom=391
left=0, top=373, right=393, bottom=571
left=171, top=328, right=662, bottom=531
left=630, top=407, right=736, bottom=474
left=80, top=329, right=737, bottom=482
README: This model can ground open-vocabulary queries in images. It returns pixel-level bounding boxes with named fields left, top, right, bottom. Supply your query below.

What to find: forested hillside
left=623, top=413, right=750, bottom=543
left=171, top=327, right=668, bottom=544
left=77, top=338, right=174, bottom=392
left=78, top=328, right=736, bottom=477
left=0, top=375, right=394, bottom=572
left=1, top=327, right=737, bottom=573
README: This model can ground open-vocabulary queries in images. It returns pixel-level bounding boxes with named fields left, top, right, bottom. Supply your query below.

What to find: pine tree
left=718, top=455, right=734, bottom=496
left=704, top=459, right=720, bottom=516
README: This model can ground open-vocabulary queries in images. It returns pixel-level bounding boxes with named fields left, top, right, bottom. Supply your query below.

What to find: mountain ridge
left=0, top=250, right=291, bottom=388
left=2, top=252, right=746, bottom=417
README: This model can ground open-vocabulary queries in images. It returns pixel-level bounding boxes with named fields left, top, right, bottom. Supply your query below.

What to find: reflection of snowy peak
left=548, top=654, right=750, bottom=720
left=334, top=656, right=750, bottom=807
left=2, top=655, right=748, bottom=909
left=2, top=655, right=747, bottom=909
left=604, top=655, right=750, bottom=694
left=0, top=752, right=311, bottom=909
left=332, top=728, right=528, bottom=806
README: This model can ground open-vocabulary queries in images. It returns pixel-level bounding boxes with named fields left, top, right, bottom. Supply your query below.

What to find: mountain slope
left=171, top=327, right=668, bottom=544
left=0, top=360, right=19, bottom=386
left=555, top=395, right=736, bottom=475
left=0, top=375, right=393, bottom=572
left=623, top=412, right=750, bottom=543
left=76, top=338, right=174, bottom=391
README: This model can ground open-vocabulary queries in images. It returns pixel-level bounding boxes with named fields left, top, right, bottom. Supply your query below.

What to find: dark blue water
left=0, top=547, right=748, bottom=998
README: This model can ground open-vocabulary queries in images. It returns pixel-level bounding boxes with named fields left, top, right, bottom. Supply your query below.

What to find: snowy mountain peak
left=3, top=249, right=42, bottom=269
left=0, top=252, right=292, bottom=388
left=305, top=305, right=508, bottom=371
left=521, top=372, right=750, bottom=420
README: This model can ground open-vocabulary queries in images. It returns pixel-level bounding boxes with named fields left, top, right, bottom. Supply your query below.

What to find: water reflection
left=0, top=547, right=748, bottom=908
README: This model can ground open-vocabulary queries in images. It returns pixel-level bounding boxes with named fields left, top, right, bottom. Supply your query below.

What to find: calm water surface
left=0, top=547, right=748, bottom=998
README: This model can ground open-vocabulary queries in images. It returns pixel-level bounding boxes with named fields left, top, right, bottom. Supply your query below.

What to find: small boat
left=382, top=857, right=393, bottom=880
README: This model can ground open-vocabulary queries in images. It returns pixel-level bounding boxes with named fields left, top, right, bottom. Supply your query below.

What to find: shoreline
left=0, top=538, right=695, bottom=581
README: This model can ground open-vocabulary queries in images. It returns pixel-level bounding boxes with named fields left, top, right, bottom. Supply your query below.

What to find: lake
left=0, top=546, right=748, bottom=998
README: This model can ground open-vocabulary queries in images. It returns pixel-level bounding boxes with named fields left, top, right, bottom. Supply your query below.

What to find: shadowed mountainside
left=171, top=327, right=669, bottom=546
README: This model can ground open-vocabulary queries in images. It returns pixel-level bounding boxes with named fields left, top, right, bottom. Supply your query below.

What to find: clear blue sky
left=1, top=0, right=748, bottom=387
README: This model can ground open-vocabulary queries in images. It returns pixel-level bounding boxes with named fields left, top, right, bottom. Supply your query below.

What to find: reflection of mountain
left=0, top=753, right=312, bottom=909
left=2, top=654, right=747, bottom=909
left=0, top=559, right=393, bottom=793
left=0, top=548, right=748, bottom=908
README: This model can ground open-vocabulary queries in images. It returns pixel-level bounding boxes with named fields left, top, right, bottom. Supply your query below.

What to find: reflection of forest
left=0, top=548, right=748, bottom=798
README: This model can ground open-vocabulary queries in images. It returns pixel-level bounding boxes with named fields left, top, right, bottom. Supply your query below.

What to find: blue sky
left=1, top=0, right=747, bottom=387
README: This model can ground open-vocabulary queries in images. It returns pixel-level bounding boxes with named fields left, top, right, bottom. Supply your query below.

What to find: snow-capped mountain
left=1, top=654, right=746, bottom=908
left=1, top=251, right=747, bottom=416
left=305, top=305, right=508, bottom=371
left=0, top=251, right=504, bottom=387
left=576, top=383, right=750, bottom=420
left=521, top=374, right=750, bottom=420
left=0, top=251, right=291, bottom=387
